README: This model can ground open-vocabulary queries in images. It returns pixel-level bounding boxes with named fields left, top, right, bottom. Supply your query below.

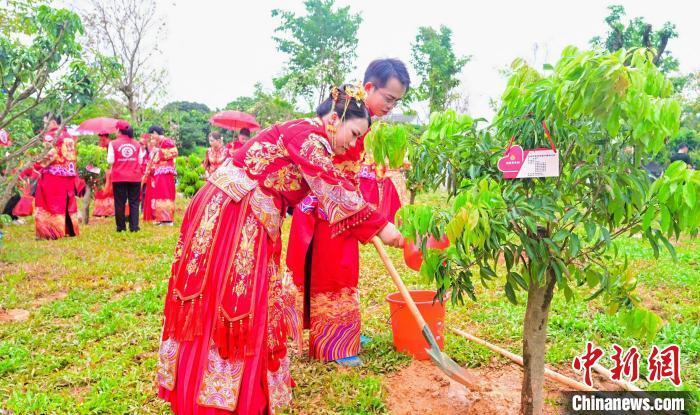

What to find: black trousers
left=3, top=193, right=20, bottom=220
left=113, top=182, right=141, bottom=232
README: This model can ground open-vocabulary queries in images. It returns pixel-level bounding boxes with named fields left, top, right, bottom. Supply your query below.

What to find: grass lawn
left=0, top=193, right=697, bottom=414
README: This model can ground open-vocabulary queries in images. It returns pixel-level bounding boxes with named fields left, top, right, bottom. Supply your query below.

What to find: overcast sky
left=82, top=0, right=700, bottom=119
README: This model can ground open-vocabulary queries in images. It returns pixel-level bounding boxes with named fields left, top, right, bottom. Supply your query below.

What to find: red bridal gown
left=156, top=118, right=386, bottom=414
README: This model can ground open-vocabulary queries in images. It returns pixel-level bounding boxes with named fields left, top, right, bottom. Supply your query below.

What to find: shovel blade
left=426, top=346, right=481, bottom=390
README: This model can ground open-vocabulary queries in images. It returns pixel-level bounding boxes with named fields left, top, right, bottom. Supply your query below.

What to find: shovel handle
left=371, top=236, right=430, bottom=332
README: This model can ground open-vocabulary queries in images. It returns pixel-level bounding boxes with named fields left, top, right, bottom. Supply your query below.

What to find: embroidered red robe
left=156, top=118, right=386, bottom=414
left=34, top=125, right=80, bottom=239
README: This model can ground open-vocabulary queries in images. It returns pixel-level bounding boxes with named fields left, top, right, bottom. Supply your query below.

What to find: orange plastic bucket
left=385, top=290, right=446, bottom=360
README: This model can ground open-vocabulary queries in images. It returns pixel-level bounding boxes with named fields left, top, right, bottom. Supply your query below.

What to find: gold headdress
left=330, top=82, right=367, bottom=122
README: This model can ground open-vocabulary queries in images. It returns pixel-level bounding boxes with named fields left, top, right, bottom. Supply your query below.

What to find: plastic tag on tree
left=497, top=121, right=559, bottom=180
left=0, top=129, right=11, bottom=147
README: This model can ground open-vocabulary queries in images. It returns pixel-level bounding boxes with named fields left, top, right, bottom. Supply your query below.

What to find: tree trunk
left=81, top=184, right=92, bottom=225
left=520, top=268, right=557, bottom=415
left=409, top=189, right=416, bottom=205
left=0, top=174, right=21, bottom=214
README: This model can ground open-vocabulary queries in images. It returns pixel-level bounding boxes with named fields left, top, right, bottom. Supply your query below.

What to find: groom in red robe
left=286, top=58, right=410, bottom=366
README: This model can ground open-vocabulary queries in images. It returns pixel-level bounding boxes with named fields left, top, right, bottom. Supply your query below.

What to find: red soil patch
left=0, top=308, right=30, bottom=323
left=385, top=359, right=621, bottom=414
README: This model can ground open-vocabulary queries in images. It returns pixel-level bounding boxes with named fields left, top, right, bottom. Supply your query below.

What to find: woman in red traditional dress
left=286, top=59, right=410, bottom=366
left=142, top=134, right=157, bottom=221
left=145, top=125, right=178, bottom=225
left=225, top=128, right=251, bottom=159
left=202, top=132, right=227, bottom=177
left=34, top=114, right=80, bottom=239
left=156, top=86, right=403, bottom=414
left=93, top=134, right=116, bottom=217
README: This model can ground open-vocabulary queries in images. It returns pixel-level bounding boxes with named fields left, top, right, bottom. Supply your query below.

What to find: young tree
left=83, top=0, right=167, bottom=122
left=0, top=3, right=118, bottom=209
left=272, top=0, right=362, bottom=107
left=410, top=25, right=469, bottom=113
left=590, top=5, right=678, bottom=74
left=401, top=47, right=697, bottom=414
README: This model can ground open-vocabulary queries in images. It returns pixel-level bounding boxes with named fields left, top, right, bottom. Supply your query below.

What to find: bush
left=175, top=155, right=205, bottom=197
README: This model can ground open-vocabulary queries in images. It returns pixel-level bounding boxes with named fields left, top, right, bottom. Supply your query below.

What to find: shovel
left=371, top=236, right=480, bottom=389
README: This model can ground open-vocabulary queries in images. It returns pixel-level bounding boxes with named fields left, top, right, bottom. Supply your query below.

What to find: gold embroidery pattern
left=244, top=141, right=285, bottom=175
left=233, top=215, right=259, bottom=293
left=156, top=338, right=179, bottom=390
left=197, top=345, right=244, bottom=410
left=268, top=355, right=293, bottom=413
left=208, top=162, right=258, bottom=202
left=249, top=188, right=282, bottom=241
left=267, top=257, right=283, bottom=349
left=304, top=176, right=366, bottom=225
left=264, top=165, right=302, bottom=192
left=300, top=134, right=335, bottom=173
left=191, top=192, right=224, bottom=255
left=184, top=192, right=225, bottom=280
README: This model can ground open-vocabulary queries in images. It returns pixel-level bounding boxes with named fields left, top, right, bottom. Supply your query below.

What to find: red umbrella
left=210, top=111, right=260, bottom=131
left=76, top=117, right=126, bottom=135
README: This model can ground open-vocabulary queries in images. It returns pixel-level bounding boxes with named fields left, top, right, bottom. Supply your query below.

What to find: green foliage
left=225, top=83, right=299, bottom=128
left=406, top=109, right=497, bottom=197
left=73, top=98, right=127, bottom=124
left=175, top=155, right=205, bottom=197
left=0, top=2, right=119, bottom=207
left=76, top=143, right=108, bottom=189
left=162, top=101, right=210, bottom=113
left=404, top=47, right=697, bottom=344
left=272, top=0, right=362, bottom=107
left=410, top=25, right=469, bottom=113
left=590, top=5, right=679, bottom=74
left=171, top=110, right=211, bottom=154
left=363, top=122, right=409, bottom=169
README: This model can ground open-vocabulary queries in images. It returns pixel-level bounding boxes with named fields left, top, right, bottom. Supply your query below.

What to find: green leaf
left=504, top=281, right=517, bottom=305
left=569, top=234, right=580, bottom=257
left=660, top=206, right=671, bottom=234
left=585, top=222, right=596, bottom=242
left=642, top=207, right=656, bottom=231
left=658, top=234, right=677, bottom=262
left=683, top=182, right=696, bottom=208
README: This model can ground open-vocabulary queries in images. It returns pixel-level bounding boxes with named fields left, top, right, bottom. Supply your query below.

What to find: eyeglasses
left=377, top=89, right=402, bottom=106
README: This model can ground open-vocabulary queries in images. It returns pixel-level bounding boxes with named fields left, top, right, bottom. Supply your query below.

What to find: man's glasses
left=377, top=89, right=402, bottom=106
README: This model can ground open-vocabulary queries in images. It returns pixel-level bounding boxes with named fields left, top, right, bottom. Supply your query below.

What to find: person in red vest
left=108, top=121, right=145, bottom=232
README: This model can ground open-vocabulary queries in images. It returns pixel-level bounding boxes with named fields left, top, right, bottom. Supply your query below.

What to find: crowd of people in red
left=5, top=58, right=413, bottom=415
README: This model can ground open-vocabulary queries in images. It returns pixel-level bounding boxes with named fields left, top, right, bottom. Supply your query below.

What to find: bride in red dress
left=156, top=85, right=403, bottom=414
left=202, top=131, right=227, bottom=177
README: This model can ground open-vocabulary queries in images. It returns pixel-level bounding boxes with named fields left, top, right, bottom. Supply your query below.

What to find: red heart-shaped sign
left=497, top=145, right=524, bottom=178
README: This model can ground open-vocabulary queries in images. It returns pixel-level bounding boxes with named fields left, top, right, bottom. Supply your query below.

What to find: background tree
left=0, top=2, right=118, bottom=210
left=162, top=101, right=210, bottom=113
left=401, top=47, right=696, bottom=414
left=590, top=5, right=679, bottom=74
left=83, top=0, right=167, bottom=122
left=272, top=0, right=362, bottom=107
left=225, top=83, right=300, bottom=128
left=410, top=25, right=469, bottom=113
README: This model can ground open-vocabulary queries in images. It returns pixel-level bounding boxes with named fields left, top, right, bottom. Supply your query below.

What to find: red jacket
left=110, top=135, right=142, bottom=182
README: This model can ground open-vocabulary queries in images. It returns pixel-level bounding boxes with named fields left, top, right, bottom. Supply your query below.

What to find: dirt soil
left=385, top=359, right=619, bottom=414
